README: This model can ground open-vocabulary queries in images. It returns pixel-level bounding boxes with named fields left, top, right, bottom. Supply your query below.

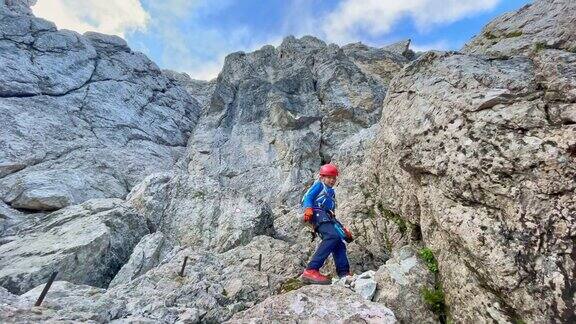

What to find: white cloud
left=142, top=1, right=282, bottom=80
left=183, top=56, right=226, bottom=80
left=321, top=0, right=500, bottom=44
left=161, top=30, right=282, bottom=80
left=31, top=0, right=279, bottom=80
left=30, top=0, right=503, bottom=80
left=31, top=0, right=149, bottom=37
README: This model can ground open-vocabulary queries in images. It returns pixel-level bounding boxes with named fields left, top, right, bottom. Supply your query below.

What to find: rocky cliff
left=0, top=0, right=574, bottom=323
left=0, top=0, right=201, bottom=214
left=363, top=0, right=575, bottom=321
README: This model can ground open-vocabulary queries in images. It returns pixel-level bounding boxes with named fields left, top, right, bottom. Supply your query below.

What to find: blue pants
left=307, top=222, right=350, bottom=276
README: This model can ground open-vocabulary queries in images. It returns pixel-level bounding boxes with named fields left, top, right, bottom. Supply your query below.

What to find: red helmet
left=319, top=164, right=339, bottom=177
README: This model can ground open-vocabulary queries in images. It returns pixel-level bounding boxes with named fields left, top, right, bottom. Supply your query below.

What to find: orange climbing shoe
left=301, top=269, right=331, bottom=285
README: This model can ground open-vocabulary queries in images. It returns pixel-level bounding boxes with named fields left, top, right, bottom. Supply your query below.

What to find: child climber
left=300, top=163, right=353, bottom=285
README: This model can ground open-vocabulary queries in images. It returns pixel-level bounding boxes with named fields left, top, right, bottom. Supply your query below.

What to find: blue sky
left=33, top=0, right=531, bottom=80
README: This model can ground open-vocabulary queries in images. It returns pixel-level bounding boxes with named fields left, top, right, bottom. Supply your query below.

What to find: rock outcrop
left=227, top=285, right=397, bottom=323
left=0, top=282, right=108, bottom=323
left=0, top=0, right=201, bottom=212
left=101, top=236, right=308, bottom=322
left=126, top=34, right=410, bottom=255
left=1, top=236, right=310, bottom=323
left=0, top=199, right=149, bottom=294
left=373, top=246, right=437, bottom=323
left=463, top=0, right=576, bottom=57
left=364, top=1, right=576, bottom=322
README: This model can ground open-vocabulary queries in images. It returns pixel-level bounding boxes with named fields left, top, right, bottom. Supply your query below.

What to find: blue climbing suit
left=302, top=180, right=350, bottom=277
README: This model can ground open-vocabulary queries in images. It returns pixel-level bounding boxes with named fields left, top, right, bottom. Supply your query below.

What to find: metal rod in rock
left=35, top=271, right=58, bottom=307
left=258, top=253, right=262, bottom=271
left=179, top=256, right=188, bottom=277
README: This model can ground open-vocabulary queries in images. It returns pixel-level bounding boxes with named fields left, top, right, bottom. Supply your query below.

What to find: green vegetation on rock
left=419, top=247, right=438, bottom=273
left=483, top=31, right=498, bottom=40
left=278, top=277, right=305, bottom=294
left=534, top=42, right=547, bottom=52
left=422, top=285, right=448, bottom=322
left=505, top=30, right=523, bottom=38
left=422, top=286, right=445, bottom=314
left=378, top=205, right=408, bottom=235
left=512, top=318, right=527, bottom=324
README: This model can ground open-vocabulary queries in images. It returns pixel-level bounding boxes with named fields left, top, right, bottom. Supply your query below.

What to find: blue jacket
left=302, top=180, right=336, bottom=214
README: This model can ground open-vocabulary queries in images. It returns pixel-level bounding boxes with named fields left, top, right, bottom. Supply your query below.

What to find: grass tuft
left=422, top=286, right=447, bottom=321
left=419, top=247, right=438, bottom=273
left=505, top=30, right=523, bottom=38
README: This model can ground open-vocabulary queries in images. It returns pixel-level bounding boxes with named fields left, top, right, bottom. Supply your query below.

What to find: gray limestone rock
left=463, top=0, right=576, bottom=56
left=373, top=246, right=437, bottom=323
left=163, top=69, right=217, bottom=109
left=125, top=172, right=175, bottom=231
left=0, top=281, right=108, bottom=323
left=2, top=0, right=574, bottom=323
left=130, top=35, right=408, bottom=252
left=0, top=0, right=37, bottom=16
left=342, top=42, right=409, bottom=83
left=109, top=232, right=177, bottom=287
left=0, top=198, right=149, bottom=294
left=0, top=236, right=308, bottom=323
left=331, top=125, right=411, bottom=272
left=227, top=284, right=397, bottom=323
left=382, top=39, right=416, bottom=60
left=0, top=5, right=202, bottom=212
left=105, top=236, right=306, bottom=322
left=353, top=270, right=377, bottom=301
left=367, top=45, right=575, bottom=323
left=98, top=236, right=307, bottom=322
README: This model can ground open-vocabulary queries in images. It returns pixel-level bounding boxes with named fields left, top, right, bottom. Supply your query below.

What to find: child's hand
left=343, top=226, right=354, bottom=243
left=303, top=208, right=314, bottom=222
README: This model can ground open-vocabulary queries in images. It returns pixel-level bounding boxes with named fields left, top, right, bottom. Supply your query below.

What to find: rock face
left=128, top=35, right=409, bottom=253
left=109, top=232, right=177, bottom=287
left=100, top=236, right=308, bottom=322
left=364, top=1, right=576, bottom=322
left=0, top=282, right=101, bottom=323
left=331, top=125, right=415, bottom=272
left=0, top=0, right=201, bottom=212
left=0, top=199, right=149, bottom=294
left=0, top=0, right=574, bottom=323
left=373, top=246, right=437, bottom=323
left=463, top=0, right=576, bottom=57
left=227, top=284, right=397, bottom=323
left=1, top=236, right=310, bottom=323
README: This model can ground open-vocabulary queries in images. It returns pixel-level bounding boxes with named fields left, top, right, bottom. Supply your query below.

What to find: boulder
left=0, top=199, right=149, bottom=294
left=227, top=284, right=396, bottom=323
left=353, top=270, right=377, bottom=301
left=109, top=232, right=177, bottom=287
left=374, top=246, right=437, bottom=323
